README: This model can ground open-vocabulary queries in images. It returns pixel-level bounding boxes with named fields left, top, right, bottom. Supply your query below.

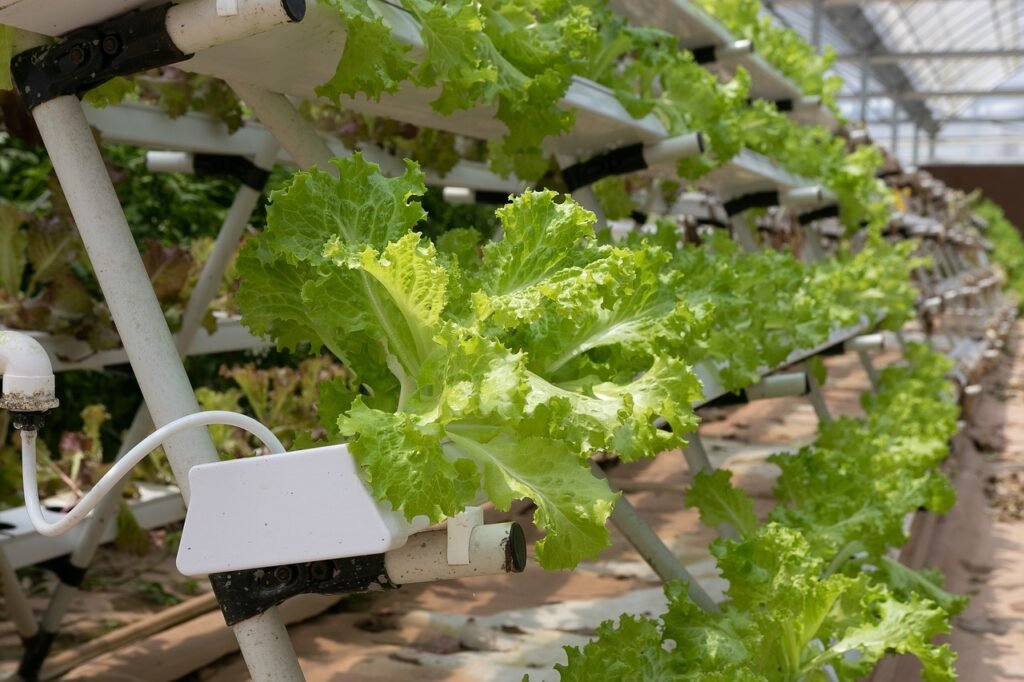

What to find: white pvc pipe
left=442, top=187, right=475, bottom=205
left=34, top=97, right=220, bottom=499
left=857, top=350, right=881, bottom=390
left=21, top=412, right=284, bottom=537
left=385, top=524, right=523, bottom=583
left=844, top=333, right=885, bottom=353
left=591, top=464, right=717, bottom=611
left=34, top=89, right=302, bottom=682
left=803, top=361, right=832, bottom=424
left=39, top=141, right=277, bottom=639
left=642, top=133, right=704, bottom=167
left=178, top=136, right=279, bottom=348
left=0, top=547, right=38, bottom=639
left=730, top=215, right=759, bottom=252
left=746, top=371, right=808, bottom=400
left=682, top=434, right=713, bottom=474
left=0, top=331, right=58, bottom=410
left=717, top=39, right=754, bottom=60
left=780, top=186, right=824, bottom=209
left=146, top=151, right=195, bottom=175
left=229, top=82, right=337, bottom=173
left=166, top=0, right=304, bottom=55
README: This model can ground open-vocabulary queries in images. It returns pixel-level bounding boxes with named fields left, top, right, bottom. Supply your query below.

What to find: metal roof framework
left=764, top=0, right=1024, bottom=165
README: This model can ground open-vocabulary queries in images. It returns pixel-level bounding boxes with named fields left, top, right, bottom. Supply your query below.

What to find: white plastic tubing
left=21, top=412, right=284, bottom=537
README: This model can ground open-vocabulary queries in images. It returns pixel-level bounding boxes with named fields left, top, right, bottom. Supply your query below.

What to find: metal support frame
left=682, top=434, right=713, bottom=474
left=857, top=350, right=881, bottom=390
left=803, top=361, right=832, bottom=424
left=31, top=96, right=303, bottom=681
left=8, top=133, right=281, bottom=680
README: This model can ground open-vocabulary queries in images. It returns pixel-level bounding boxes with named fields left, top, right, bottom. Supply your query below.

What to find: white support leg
left=593, top=466, right=717, bottom=611
left=682, top=433, right=713, bottom=474
left=229, top=82, right=336, bottom=171
left=803, top=361, right=832, bottom=424
left=0, top=547, right=37, bottom=640
left=857, top=350, right=880, bottom=390
left=32, top=96, right=303, bottom=682
left=729, top=214, right=759, bottom=253
left=28, top=135, right=283, bottom=672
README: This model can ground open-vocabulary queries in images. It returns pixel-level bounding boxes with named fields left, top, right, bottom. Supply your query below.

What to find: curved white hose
left=22, top=411, right=286, bottom=537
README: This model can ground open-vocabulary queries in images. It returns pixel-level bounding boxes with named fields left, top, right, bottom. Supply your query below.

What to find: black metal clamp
left=209, top=523, right=528, bottom=626
left=11, top=3, right=189, bottom=110
left=562, top=143, right=649, bottom=193
left=723, top=191, right=780, bottom=217
left=193, top=153, right=272, bottom=191
left=210, top=554, right=398, bottom=626
left=798, top=204, right=840, bottom=226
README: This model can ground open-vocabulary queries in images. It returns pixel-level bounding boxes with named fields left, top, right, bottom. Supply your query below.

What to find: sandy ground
left=0, top=329, right=1021, bottom=681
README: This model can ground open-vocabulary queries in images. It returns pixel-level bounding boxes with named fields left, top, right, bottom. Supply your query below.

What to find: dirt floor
left=1, top=328, right=1022, bottom=681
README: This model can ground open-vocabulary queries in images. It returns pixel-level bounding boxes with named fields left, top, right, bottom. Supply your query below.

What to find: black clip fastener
left=798, top=204, right=840, bottom=226
left=17, top=629, right=57, bottom=682
left=193, top=154, right=272, bottom=191
left=210, top=554, right=398, bottom=626
left=11, top=3, right=189, bottom=110
left=723, top=191, right=780, bottom=217
left=562, top=143, right=648, bottom=192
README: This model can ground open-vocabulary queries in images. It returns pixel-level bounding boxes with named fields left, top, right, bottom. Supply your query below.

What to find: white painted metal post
left=730, top=214, right=759, bottom=252
left=593, top=466, right=718, bottom=611
left=912, top=124, right=920, bottom=166
left=229, top=82, right=336, bottom=171
left=31, top=96, right=303, bottom=682
left=682, top=434, right=713, bottom=473
left=803, top=361, right=832, bottom=424
left=928, top=131, right=937, bottom=162
left=857, top=350, right=880, bottom=390
left=33, top=135, right=282, bottom=654
left=0, top=548, right=37, bottom=640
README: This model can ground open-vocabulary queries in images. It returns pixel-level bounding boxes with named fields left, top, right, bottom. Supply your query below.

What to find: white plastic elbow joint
left=0, top=331, right=58, bottom=412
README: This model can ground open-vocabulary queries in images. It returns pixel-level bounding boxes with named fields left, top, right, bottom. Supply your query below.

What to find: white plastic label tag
left=217, top=0, right=239, bottom=16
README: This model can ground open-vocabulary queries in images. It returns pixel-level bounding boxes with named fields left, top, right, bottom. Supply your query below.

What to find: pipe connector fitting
left=0, top=331, right=58, bottom=413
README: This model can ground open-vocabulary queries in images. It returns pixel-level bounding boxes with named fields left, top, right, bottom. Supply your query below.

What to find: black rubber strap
left=723, top=191, right=780, bottom=217
left=691, top=45, right=718, bottom=65
left=877, top=169, right=902, bottom=179
left=562, top=143, right=648, bottom=192
left=40, top=555, right=87, bottom=588
left=798, top=204, right=840, bottom=226
left=193, top=154, right=271, bottom=191
left=18, top=629, right=57, bottom=681
left=473, top=190, right=511, bottom=205
left=630, top=210, right=649, bottom=224
left=702, top=391, right=749, bottom=408
left=210, top=554, right=397, bottom=626
left=12, top=3, right=189, bottom=110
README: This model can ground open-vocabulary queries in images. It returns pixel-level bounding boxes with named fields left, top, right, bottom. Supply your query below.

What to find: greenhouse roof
left=766, top=0, right=1024, bottom=164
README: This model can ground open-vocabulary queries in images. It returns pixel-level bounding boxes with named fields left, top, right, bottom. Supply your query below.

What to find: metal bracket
left=193, top=154, right=271, bottom=190
left=17, top=630, right=57, bottom=682
left=209, top=554, right=397, bottom=626
left=11, top=3, right=189, bottom=110
left=723, top=190, right=780, bottom=217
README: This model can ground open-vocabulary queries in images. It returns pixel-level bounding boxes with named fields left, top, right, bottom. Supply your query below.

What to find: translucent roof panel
left=765, top=0, right=1024, bottom=164
left=861, top=0, right=1021, bottom=117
